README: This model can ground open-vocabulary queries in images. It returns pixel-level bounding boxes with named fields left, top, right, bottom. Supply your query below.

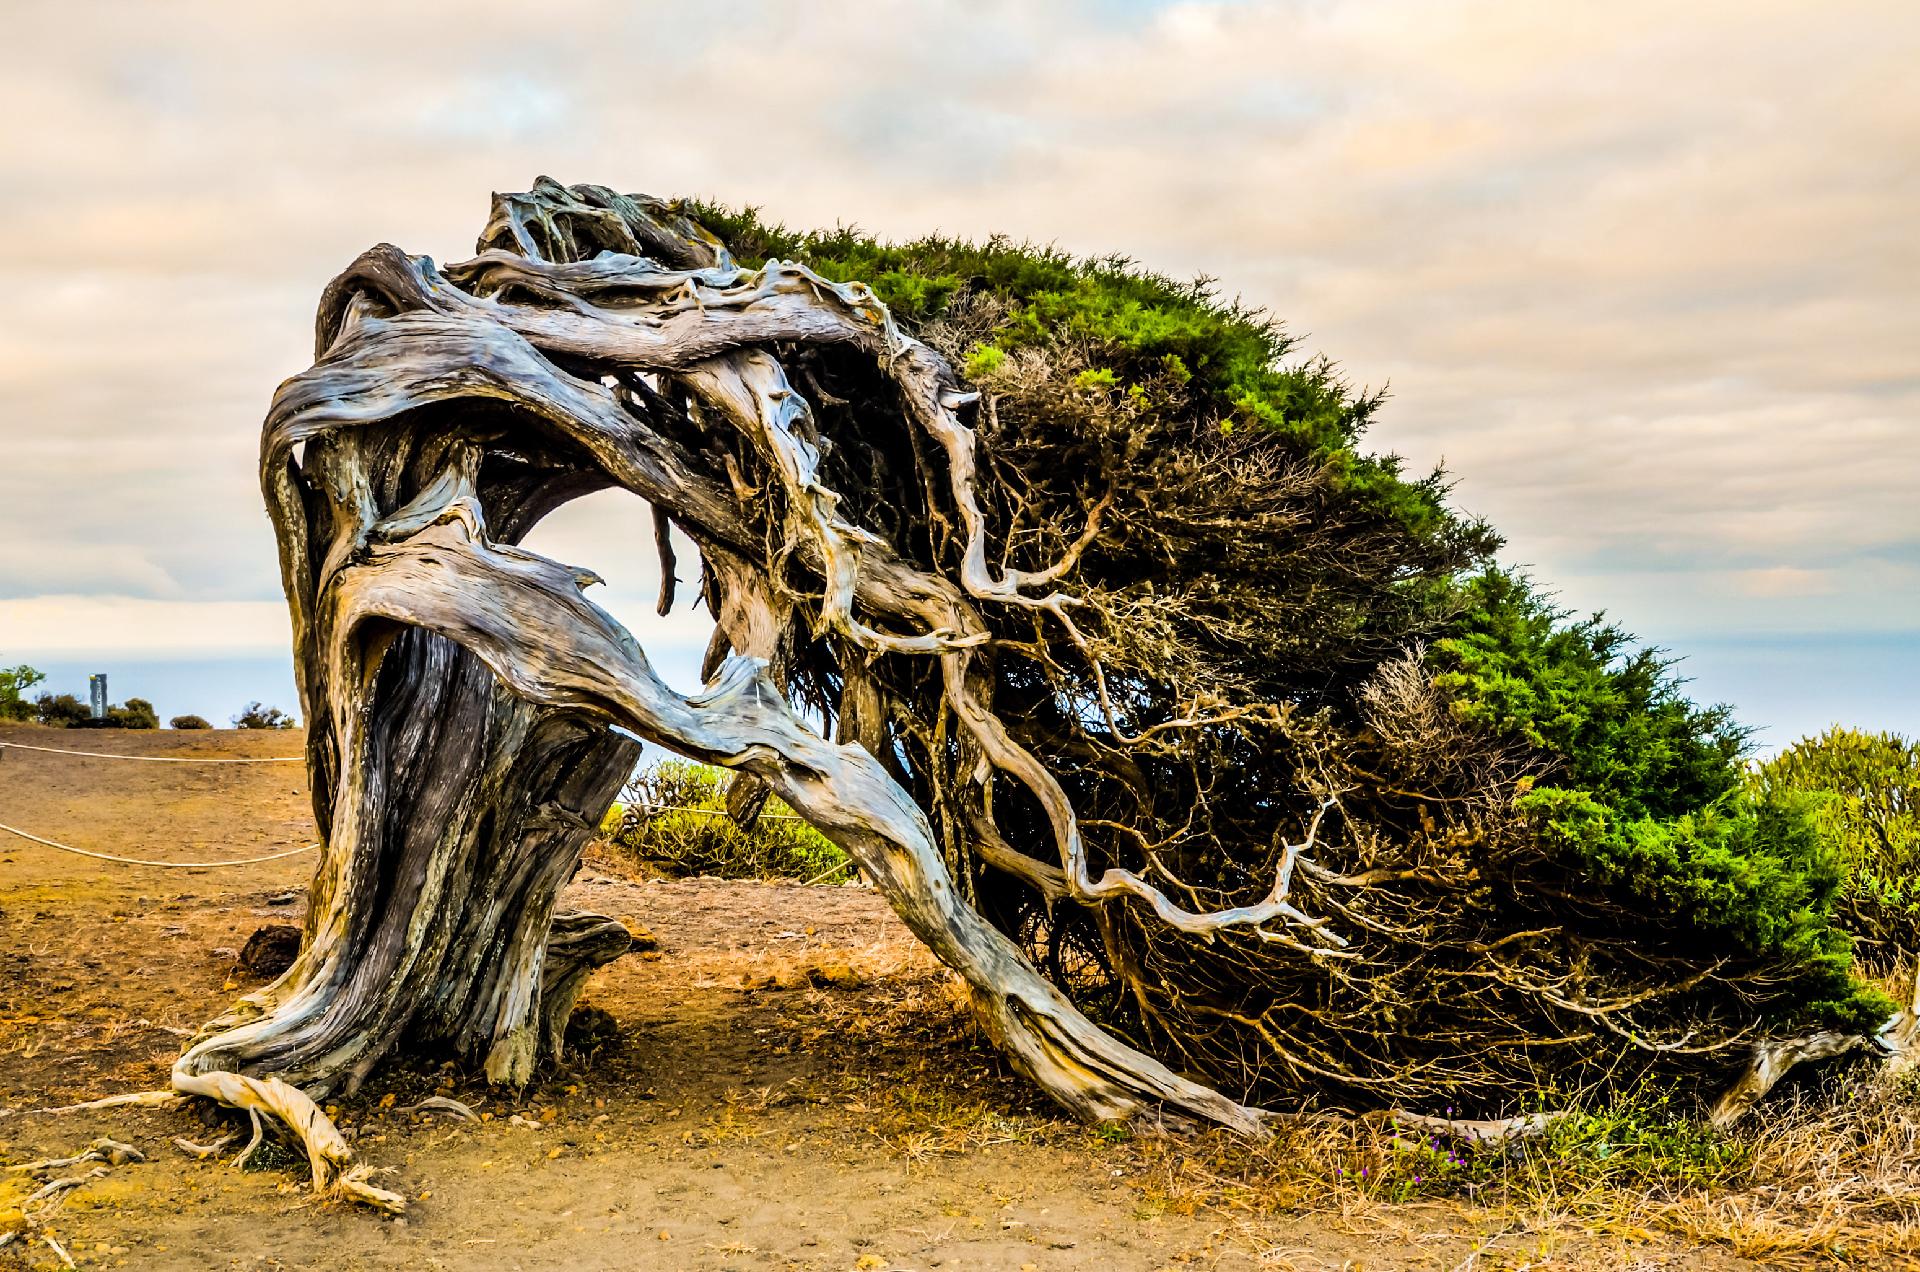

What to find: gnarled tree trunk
left=168, top=180, right=1295, bottom=1207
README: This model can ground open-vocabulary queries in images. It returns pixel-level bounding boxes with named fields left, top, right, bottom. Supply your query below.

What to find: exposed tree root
left=233, top=1109, right=268, bottom=1171
left=1709, top=1032, right=1875, bottom=1129
left=33, top=1091, right=181, bottom=1115
left=6, top=1139, right=142, bottom=1172
left=168, top=1067, right=406, bottom=1212
left=171, top=1133, right=238, bottom=1160
left=27, top=1071, right=403, bottom=1211
left=19, top=1168, right=108, bottom=1209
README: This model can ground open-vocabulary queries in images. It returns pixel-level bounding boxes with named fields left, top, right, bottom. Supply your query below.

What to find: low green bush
left=170, top=714, right=213, bottom=730
left=1754, top=727, right=1920, bottom=957
left=107, top=697, right=158, bottom=729
left=600, top=760, right=849, bottom=882
left=33, top=692, right=91, bottom=727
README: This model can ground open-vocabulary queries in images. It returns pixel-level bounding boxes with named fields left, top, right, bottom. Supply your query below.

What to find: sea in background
left=1652, top=630, right=1919, bottom=754
left=15, top=631, right=1915, bottom=757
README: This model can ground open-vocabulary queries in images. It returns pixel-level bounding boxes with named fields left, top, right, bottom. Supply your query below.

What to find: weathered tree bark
left=165, top=179, right=1306, bottom=1206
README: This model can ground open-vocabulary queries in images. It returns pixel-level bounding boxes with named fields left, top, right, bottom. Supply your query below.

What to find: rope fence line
left=0, top=808, right=819, bottom=869
left=0, top=740, right=817, bottom=867
left=1, top=805, right=813, bottom=871
left=0, top=741, right=304, bottom=764
left=0, top=739, right=314, bottom=866
left=0, top=822, right=319, bottom=868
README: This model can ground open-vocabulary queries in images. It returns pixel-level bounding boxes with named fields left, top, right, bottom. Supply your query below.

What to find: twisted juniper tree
left=138, top=180, right=1895, bottom=1205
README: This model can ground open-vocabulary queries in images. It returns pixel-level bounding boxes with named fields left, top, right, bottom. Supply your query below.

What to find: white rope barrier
left=0, top=741, right=303, bottom=764
left=0, top=742, right=817, bottom=866
left=0, top=822, right=318, bottom=868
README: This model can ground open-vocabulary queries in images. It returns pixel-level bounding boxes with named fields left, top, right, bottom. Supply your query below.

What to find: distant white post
left=88, top=673, right=108, bottom=720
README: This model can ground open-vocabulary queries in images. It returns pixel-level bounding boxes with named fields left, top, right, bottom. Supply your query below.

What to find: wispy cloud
left=0, top=0, right=1913, bottom=737
left=3, top=597, right=290, bottom=657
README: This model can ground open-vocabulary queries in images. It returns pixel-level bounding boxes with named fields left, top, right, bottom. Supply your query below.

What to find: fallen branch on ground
left=398, top=1096, right=481, bottom=1122
left=6, top=1139, right=143, bottom=1172
left=1710, top=1032, right=1875, bottom=1129
left=1386, top=1109, right=1572, bottom=1144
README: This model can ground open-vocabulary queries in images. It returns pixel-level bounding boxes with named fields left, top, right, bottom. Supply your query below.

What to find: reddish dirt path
left=0, top=724, right=1755, bottom=1270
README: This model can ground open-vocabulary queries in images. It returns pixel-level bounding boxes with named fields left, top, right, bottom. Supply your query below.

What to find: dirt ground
left=0, top=724, right=1771, bottom=1270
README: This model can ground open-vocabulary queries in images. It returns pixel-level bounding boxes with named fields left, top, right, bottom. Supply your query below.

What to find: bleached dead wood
left=1708, top=1032, right=1874, bottom=1129
left=172, top=178, right=1274, bottom=1151
left=171, top=1133, right=238, bottom=1159
left=397, top=1096, right=481, bottom=1122
left=1708, top=970, right=1920, bottom=1129
left=6, top=1139, right=142, bottom=1172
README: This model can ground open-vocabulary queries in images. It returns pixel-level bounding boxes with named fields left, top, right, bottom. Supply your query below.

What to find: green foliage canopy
left=1756, top=727, right=1920, bottom=951
left=686, top=202, right=1485, bottom=552
left=0, top=664, right=45, bottom=721
left=1432, top=571, right=1884, bottom=1030
left=666, top=200, right=1892, bottom=1100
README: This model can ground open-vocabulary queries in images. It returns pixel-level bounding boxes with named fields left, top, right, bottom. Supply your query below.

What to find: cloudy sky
left=1, top=0, right=1913, bottom=747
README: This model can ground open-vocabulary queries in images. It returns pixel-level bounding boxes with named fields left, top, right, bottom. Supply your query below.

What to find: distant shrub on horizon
left=41, top=692, right=158, bottom=729
left=109, top=697, right=159, bottom=729
left=170, top=714, right=213, bottom=730
left=234, top=702, right=297, bottom=730
left=32, top=692, right=91, bottom=727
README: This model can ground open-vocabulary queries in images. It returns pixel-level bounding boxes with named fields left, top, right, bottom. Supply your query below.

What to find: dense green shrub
left=1755, top=727, right=1920, bottom=958
left=169, top=714, right=213, bottom=730
left=1430, top=570, right=1884, bottom=1030
left=600, top=760, right=848, bottom=882
left=0, top=664, right=45, bottom=721
left=234, top=702, right=296, bottom=729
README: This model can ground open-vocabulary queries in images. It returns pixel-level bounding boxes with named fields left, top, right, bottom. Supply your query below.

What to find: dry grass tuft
left=771, top=964, right=1920, bottom=1266
left=1637, top=1074, right=1920, bottom=1264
